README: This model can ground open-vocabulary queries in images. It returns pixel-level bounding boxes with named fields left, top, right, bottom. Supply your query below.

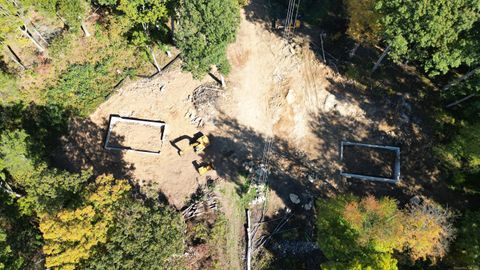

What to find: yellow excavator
left=189, top=135, right=210, bottom=155
left=171, top=133, right=210, bottom=156
left=170, top=133, right=213, bottom=175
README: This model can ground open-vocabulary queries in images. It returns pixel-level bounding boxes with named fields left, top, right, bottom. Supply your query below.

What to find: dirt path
left=223, top=9, right=277, bottom=136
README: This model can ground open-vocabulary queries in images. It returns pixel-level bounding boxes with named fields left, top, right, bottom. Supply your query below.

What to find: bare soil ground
left=342, top=146, right=396, bottom=178
left=58, top=66, right=220, bottom=208
left=108, top=121, right=164, bottom=151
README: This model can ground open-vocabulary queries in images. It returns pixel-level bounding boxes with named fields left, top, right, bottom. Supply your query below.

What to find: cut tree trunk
left=81, top=21, right=91, bottom=37
left=149, top=45, right=161, bottom=73
left=349, top=43, right=360, bottom=58
left=19, top=25, right=44, bottom=52
left=446, top=93, right=477, bottom=108
left=371, top=45, right=391, bottom=74
left=443, top=67, right=480, bottom=91
left=6, top=45, right=26, bottom=70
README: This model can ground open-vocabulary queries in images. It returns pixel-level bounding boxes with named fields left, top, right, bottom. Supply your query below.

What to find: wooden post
left=320, top=32, right=326, bottom=63
left=30, top=21, right=48, bottom=45
left=1, top=181, right=22, bottom=198
left=371, top=45, right=391, bottom=74
left=220, top=75, right=226, bottom=88
left=19, top=25, right=44, bottom=52
left=443, top=67, right=479, bottom=91
left=149, top=45, right=161, bottom=73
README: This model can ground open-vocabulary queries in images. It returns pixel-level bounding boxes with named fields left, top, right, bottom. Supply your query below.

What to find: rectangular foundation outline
left=340, top=141, right=400, bottom=184
left=104, top=115, right=166, bottom=155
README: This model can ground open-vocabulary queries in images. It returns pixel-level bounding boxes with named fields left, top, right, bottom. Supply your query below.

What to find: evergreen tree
left=450, top=211, right=480, bottom=269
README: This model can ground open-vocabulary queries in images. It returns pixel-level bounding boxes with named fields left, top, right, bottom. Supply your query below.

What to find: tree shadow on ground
left=312, top=78, right=480, bottom=209
left=252, top=208, right=325, bottom=269
left=204, top=113, right=334, bottom=206
left=53, top=117, right=135, bottom=180
left=243, top=0, right=347, bottom=42
left=0, top=102, right=75, bottom=166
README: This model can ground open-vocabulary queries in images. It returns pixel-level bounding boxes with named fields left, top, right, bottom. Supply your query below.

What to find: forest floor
left=55, top=0, right=477, bottom=268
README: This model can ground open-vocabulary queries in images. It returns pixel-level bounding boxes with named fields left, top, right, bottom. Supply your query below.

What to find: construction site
left=48, top=0, right=472, bottom=269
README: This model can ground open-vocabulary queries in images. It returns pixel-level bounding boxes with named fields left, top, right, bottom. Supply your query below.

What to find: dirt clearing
left=107, top=120, right=164, bottom=151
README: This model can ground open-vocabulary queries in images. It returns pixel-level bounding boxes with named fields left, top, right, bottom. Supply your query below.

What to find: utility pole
left=284, top=0, right=300, bottom=38
left=446, top=93, right=477, bottom=108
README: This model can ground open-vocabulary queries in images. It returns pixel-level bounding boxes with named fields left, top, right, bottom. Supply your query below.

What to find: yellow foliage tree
left=39, top=175, right=131, bottom=270
left=403, top=201, right=456, bottom=262
left=345, top=0, right=382, bottom=56
left=343, top=196, right=405, bottom=253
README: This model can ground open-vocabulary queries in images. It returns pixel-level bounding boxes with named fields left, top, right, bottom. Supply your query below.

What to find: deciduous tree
left=344, top=0, right=381, bottom=57
left=316, top=196, right=455, bottom=268
left=39, top=175, right=130, bottom=270
left=376, top=0, right=480, bottom=75
left=117, top=0, right=170, bottom=73
left=0, top=130, right=91, bottom=214
left=174, top=0, right=240, bottom=78
left=84, top=199, right=186, bottom=270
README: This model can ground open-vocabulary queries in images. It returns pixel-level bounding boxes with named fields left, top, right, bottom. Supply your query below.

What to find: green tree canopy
left=0, top=190, right=43, bottom=270
left=0, top=227, right=22, bottom=270
left=435, top=121, right=480, bottom=190
left=450, top=211, right=480, bottom=269
left=0, top=130, right=91, bottom=214
left=0, top=0, right=25, bottom=43
left=56, top=0, right=90, bottom=30
left=174, top=0, right=240, bottom=78
left=84, top=199, right=186, bottom=269
left=117, top=0, right=169, bottom=26
left=376, top=0, right=480, bottom=75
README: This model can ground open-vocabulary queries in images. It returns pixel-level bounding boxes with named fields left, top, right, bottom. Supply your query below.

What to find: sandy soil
left=108, top=121, right=164, bottom=151
left=58, top=65, right=222, bottom=208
